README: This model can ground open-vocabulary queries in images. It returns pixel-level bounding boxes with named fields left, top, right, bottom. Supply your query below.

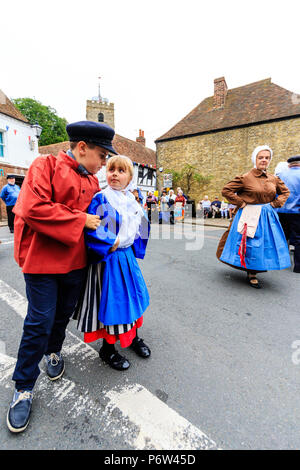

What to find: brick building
left=155, top=77, right=300, bottom=203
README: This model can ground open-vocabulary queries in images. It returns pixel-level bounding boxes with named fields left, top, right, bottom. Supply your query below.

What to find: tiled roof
left=0, top=90, right=29, bottom=123
left=38, top=140, right=69, bottom=155
left=39, top=133, right=156, bottom=167
left=113, top=134, right=156, bottom=166
left=156, top=78, right=300, bottom=142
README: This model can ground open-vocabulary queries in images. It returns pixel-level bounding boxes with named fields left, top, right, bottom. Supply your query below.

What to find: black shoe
left=7, top=390, right=33, bottom=433
left=247, top=275, right=262, bottom=289
left=99, top=348, right=130, bottom=371
left=130, top=337, right=151, bottom=358
left=45, top=352, right=65, bottom=380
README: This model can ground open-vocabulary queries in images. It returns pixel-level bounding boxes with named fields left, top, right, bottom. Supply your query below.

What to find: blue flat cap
left=287, top=155, right=300, bottom=163
left=66, top=121, right=118, bottom=155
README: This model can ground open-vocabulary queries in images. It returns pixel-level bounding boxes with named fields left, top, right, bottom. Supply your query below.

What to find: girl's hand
left=109, top=237, right=120, bottom=253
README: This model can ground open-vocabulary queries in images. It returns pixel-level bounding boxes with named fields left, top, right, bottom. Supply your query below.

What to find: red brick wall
left=213, top=77, right=228, bottom=108
left=0, top=163, right=28, bottom=221
left=136, top=129, right=146, bottom=146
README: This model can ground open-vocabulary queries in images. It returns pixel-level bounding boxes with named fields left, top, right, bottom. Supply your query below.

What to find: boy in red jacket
left=7, top=121, right=117, bottom=433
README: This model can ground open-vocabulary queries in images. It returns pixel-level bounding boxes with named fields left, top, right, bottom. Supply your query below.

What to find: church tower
left=86, top=78, right=115, bottom=129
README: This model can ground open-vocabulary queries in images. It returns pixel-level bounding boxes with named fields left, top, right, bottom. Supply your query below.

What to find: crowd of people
left=0, top=119, right=299, bottom=435
left=144, top=187, right=188, bottom=224
left=142, top=190, right=236, bottom=224
left=196, top=196, right=236, bottom=220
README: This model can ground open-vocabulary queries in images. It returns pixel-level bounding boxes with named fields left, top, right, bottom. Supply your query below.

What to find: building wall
left=0, top=114, right=39, bottom=221
left=96, top=163, right=156, bottom=204
left=0, top=163, right=27, bottom=221
left=156, top=117, right=300, bottom=203
left=86, top=100, right=115, bottom=129
left=0, top=114, right=39, bottom=168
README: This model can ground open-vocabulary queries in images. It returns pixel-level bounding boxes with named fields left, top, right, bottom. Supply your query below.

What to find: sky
left=2, top=0, right=300, bottom=150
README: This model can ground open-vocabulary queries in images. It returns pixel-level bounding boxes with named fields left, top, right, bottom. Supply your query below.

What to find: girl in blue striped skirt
left=73, top=155, right=151, bottom=370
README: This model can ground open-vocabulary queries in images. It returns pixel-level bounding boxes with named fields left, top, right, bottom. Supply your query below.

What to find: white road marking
left=0, top=279, right=219, bottom=449
left=104, top=384, right=217, bottom=450
left=0, top=279, right=28, bottom=319
left=0, top=352, right=16, bottom=384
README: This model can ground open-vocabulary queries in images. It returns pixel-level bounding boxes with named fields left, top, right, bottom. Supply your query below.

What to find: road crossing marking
left=0, top=352, right=16, bottom=384
left=104, top=384, right=217, bottom=450
left=0, top=279, right=219, bottom=450
left=0, top=279, right=28, bottom=319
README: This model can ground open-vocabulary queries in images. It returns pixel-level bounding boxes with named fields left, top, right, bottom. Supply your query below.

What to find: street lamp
left=31, top=122, right=43, bottom=140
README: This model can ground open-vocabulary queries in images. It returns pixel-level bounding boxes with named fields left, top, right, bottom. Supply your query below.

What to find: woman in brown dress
left=216, top=145, right=291, bottom=288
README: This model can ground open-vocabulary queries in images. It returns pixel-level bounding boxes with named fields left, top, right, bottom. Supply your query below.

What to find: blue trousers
left=12, top=268, right=87, bottom=390
left=278, top=213, right=300, bottom=273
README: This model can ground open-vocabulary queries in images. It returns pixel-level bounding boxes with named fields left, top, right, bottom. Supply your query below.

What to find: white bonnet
left=251, top=145, right=273, bottom=168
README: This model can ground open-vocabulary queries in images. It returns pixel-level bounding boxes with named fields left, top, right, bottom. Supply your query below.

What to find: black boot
left=130, top=333, right=151, bottom=358
left=99, top=339, right=130, bottom=371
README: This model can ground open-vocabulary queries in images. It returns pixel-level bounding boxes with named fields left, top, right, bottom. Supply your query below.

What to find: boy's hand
left=85, top=214, right=100, bottom=230
left=109, top=237, right=120, bottom=253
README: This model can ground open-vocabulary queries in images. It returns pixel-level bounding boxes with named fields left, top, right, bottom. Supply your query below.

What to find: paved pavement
left=181, top=216, right=230, bottom=229
left=0, top=223, right=299, bottom=450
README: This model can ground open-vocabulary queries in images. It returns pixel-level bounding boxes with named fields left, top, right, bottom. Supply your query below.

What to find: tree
left=12, top=98, right=69, bottom=146
left=163, top=164, right=213, bottom=195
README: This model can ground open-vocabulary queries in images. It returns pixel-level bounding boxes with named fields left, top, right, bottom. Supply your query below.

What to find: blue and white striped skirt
left=73, top=246, right=149, bottom=333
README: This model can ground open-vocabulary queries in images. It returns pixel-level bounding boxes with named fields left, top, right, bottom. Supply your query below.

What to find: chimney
left=136, top=129, right=146, bottom=146
left=213, top=77, right=228, bottom=108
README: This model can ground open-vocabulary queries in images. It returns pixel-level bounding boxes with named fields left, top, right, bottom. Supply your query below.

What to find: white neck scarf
left=102, top=179, right=144, bottom=248
left=102, top=179, right=143, bottom=218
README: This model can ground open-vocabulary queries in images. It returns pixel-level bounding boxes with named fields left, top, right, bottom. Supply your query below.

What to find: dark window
left=138, top=166, right=144, bottom=179
left=98, top=113, right=104, bottom=122
left=147, top=168, right=153, bottom=183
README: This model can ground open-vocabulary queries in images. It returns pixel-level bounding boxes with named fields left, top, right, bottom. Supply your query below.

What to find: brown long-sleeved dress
left=216, top=168, right=290, bottom=266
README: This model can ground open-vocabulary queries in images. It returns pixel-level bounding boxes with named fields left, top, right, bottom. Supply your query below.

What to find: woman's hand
left=109, top=237, right=120, bottom=253
left=85, top=214, right=100, bottom=230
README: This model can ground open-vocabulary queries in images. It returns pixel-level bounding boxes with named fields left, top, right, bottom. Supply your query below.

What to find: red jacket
left=13, top=151, right=99, bottom=274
